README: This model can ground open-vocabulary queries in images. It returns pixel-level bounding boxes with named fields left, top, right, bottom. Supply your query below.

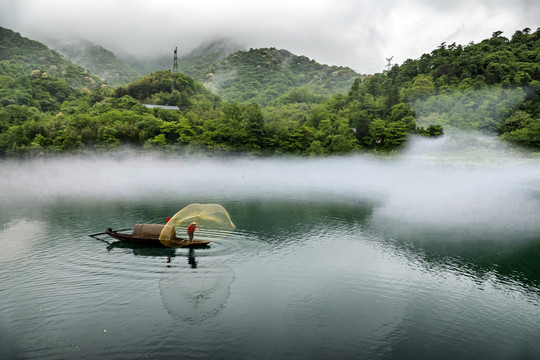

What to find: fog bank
left=1, top=135, right=539, bottom=238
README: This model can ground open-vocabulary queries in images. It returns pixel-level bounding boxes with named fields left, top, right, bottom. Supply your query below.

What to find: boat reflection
left=102, top=239, right=177, bottom=258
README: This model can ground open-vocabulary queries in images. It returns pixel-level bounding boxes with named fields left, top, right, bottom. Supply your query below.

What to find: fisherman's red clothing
left=187, top=224, right=197, bottom=234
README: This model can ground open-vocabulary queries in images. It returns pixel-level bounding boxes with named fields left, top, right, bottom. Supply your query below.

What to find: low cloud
left=0, top=0, right=538, bottom=73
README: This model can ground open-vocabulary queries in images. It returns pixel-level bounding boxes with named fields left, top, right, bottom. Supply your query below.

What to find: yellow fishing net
left=159, top=203, right=236, bottom=247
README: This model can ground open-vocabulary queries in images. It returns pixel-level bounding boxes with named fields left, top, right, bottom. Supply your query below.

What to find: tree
left=367, top=119, right=386, bottom=148
left=426, top=124, right=444, bottom=137
left=308, top=140, right=325, bottom=156
left=499, top=111, right=532, bottom=133
left=500, top=118, right=540, bottom=146
left=389, top=103, right=414, bottom=122
left=146, top=134, right=167, bottom=147
left=97, top=125, right=120, bottom=148
left=386, top=121, right=408, bottom=148
left=244, top=102, right=265, bottom=149
left=329, top=134, right=355, bottom=153
left=410, top=75, right=435, bottom=99
left=52, top=128, right=82, bottom=151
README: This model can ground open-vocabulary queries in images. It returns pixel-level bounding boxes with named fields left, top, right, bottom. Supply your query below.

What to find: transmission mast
left=385, top=56, right=394, bottom=72
left=171, top=46, right=178, bottom=93
left=173, top=46, right=178, bottom=73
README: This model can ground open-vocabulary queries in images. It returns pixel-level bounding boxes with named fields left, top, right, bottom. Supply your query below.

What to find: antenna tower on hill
left=173, top=46, right=178, bottom=73
left=385, top=56, right=394, bottom=72
left=171, top=46, right=178, bottom=93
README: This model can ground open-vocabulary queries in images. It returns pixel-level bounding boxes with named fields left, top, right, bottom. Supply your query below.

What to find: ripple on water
left=0, top=218, right=47, bottom=268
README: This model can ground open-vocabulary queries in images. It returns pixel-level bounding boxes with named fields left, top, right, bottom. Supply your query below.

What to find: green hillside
left=197, top=47, right=360, bottom=106
left=0, top=27, right=107, bottom=112
left=0, top=27, right=104, bottom=90
left=114, top=70, right=220, bottom=110
left=385, top=28, right=540, bottom=146
left=305, top=28, right=540, bottom=151
left=1, top=27, right=539, bottom=156
left=178, top=38, right=244, bottom=80
left=55, top=40, right=141, bottom=87
left=126, top=41, right=360, bottom=106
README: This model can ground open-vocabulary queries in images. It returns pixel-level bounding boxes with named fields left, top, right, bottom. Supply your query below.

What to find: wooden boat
left=104, top=224, right=210, bottom=248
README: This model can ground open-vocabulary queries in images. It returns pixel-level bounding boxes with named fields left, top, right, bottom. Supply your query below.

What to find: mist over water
left=2, top=134, right=540, bottom=360
left=1, top=134, right=539, bottom=240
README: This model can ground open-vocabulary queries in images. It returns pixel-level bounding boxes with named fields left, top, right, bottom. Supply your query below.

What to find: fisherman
left=187, top=222, right=198, bottom=242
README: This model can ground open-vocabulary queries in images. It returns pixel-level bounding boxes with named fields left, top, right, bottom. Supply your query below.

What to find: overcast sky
left=1, top=0, right=538, bottom=73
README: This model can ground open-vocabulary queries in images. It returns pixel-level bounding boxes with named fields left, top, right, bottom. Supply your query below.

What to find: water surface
left=1, top=138, right=540, bottom=359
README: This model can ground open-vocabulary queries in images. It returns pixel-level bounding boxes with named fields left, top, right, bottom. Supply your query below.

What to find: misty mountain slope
left=178, top=38, right=245, bottom=79
left=53, top=40, right=141, bottom=87
left=383, top=28, right=540, bottom=136
left=198, top=47, right=361, bottom=106
left=122, top=53, right=171, bottom=77
left=0, top=27, right=104, bottom=90
left=119, top=40, right=359, bottom=106
left=124, top=38, right=243, bottom=79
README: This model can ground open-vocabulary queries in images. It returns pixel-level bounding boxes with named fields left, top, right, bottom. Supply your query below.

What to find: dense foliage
left=0, top=27, right=104, bottom=90
left=385, top=28, right=540, bottom=146
left=113, top=70, right=220, bottom=111
left=1, top=27, right=539, bottom=156
left=197, top=48, right=360, bottom=106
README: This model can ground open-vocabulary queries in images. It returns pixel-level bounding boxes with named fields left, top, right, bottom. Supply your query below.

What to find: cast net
left=159, top=203, right=236, bottom=247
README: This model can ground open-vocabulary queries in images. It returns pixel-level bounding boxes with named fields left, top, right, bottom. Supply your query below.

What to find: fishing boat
left=90, top=203, right=235, bottom=249
left=102, top=224, right=210, bottom=248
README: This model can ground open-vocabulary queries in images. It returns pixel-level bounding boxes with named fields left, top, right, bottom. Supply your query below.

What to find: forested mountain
left=120, top=37, right=242, bottom=78
left=50, top=36, right=356, bottom=106
left=53, top=40, right=141, bottom=87
left=0, top=27, right=106, bottom=113
left=126, top=39, right=358, bottom=105
left=178, top=38, right=244, bottom=80
left=359, top=28, right=540, bottom=147
left=0, top=27, right=104, bottom=90
left=0, top=26, right=539, bottom=156
left=194, top=47, right=360, bottom=106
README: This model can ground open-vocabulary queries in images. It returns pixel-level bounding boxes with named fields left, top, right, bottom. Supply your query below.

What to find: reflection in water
left=187, top=248, right=197, bottom=268
left=160, top=261, right=235, bottom=323
left=386, top=234, right=540, bottom=293
left=96, top=238, right=177, bottom=258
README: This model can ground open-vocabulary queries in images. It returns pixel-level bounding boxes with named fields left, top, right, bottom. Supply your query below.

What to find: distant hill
left=0, top=27, right=104, bottom=89
left=123, top=38, right=244, bottom=78
left=187, top=47, right=362, bottom=106
left=178, top=38, right=245, bottom=79
left=53, top=40, right=141, bottom=87
left=122, top=53, right=171, bottom=78
left=122, top=39, right=361, bottom=106
left=0, top=27, right=107, bottom=111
